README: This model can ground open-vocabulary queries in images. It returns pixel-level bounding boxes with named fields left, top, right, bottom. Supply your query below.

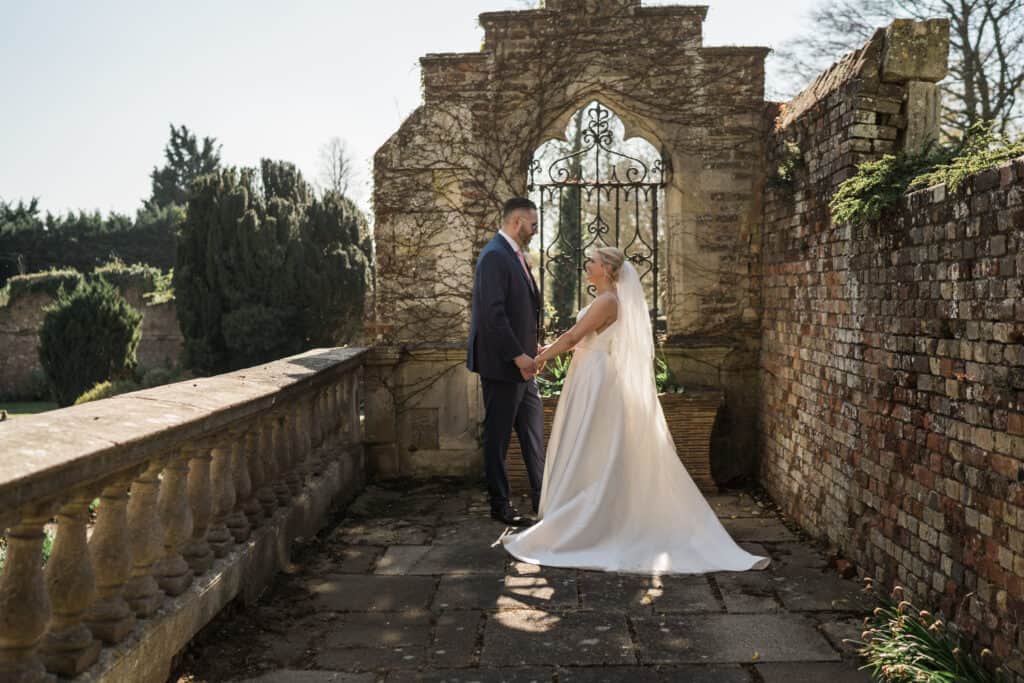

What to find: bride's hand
left=535, top=355, right=547, bottom=374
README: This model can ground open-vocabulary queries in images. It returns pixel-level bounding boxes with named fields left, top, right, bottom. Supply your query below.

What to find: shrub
left=175, top=160, right=370, bottom=374
left=909, top=121, right=1024, bottom=192
left=4, top=268, right=84, bottom=302
left=139, top=364, right=183, bottom=388
left=853, top=581, right=1007, bottom=683
left=38, top=277, right=143, bottom=406
left=74, top=378, right=142, bottom=404
left=830, top=121, right=1024, bottom=226
left=93, top=259, right=163, bottom=293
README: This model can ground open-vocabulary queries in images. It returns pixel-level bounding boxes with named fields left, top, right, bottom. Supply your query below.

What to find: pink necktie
left=516, top=250, right=533, bottom=286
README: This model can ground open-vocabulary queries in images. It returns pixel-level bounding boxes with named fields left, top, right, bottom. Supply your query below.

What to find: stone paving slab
left=241, top=671, right=377, bottom=683
left=655, top=667, right=752, bottom=683
left=577, top=573, right=721, bottom=614
left=632, top=613, right=841, bottom=664
left=315, top=612, right=432, bottom=670
left=432, top=574, right=579, bottom=611
left=430, top=610, right=483, bottom=668
left=720, top=517, right=798, bottom=543
left=756, top=662, right=872, bottom=682
left=712, top=572, right=782, bottom=613
left=405, top=542, right=508, bottom=576
left=481, top=610, right=634, bottom=667
left=385, top=669, right=552, bottom=683
left=305, top=575, right=437, bottom=612
left=376, top=545, right=433, bottom=575
left=174, top=481, right=875, bottom=683
left=771, top=566, right=872, bottom=612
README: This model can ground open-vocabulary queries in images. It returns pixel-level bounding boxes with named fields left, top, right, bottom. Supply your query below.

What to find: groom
left=467, top=197, right=545, bottom=526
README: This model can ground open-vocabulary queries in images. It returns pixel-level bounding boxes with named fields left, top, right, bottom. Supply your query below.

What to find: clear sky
left=0, top=0, right=821, bottom=217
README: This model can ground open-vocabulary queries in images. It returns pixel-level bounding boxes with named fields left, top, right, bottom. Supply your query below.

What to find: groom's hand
left=514, top=354, right=536, bottom=380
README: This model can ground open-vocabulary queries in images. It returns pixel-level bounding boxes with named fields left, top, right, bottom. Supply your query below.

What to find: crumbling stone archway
left=369, top=0, right=770, bottom=480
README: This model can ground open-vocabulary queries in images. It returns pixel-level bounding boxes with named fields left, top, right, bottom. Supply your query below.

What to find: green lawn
left=0, top=401, right=58, bottom=417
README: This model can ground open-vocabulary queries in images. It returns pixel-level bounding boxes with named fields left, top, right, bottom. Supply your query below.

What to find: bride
left=501, top=246, right=771, bottom=574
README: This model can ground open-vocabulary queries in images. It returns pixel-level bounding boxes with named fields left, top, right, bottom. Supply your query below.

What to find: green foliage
left=909, top=122, right=1024, bottom=193
left=766, top=140, right=804, bottom=193
left=655, top=355, right=684, bottom=394
left=74, top=378, right=142, bottom=404
left=4, top=268, right=83, bottom=301
left=12, top=369, right=51, bottom=402
left=537, top=352, right=684, bottom=398
left=93, top=259, right=162, bottom=293
left=175, top=159, right=370, bottom=374
left=829, top=146, right=950, bottom=225
left=39, top=277, right=143, bottom=407
left=148, top=124, right=222, bottom=210
left=536, top=353, right=573, bottom=398
left=0, top=401, right=58, bottom=416
left=139, top=364, right=183, bottom=388
left=0, top=527, right=55, bottom=573
left=854, top=582, right=1006, bottom=683
left=830, top=122, right=1024, bottom=226
left=0, top=205, right=179, bottom=288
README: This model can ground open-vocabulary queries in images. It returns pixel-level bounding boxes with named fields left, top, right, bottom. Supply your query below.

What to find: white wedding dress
left=501, top=263, right=770, bottom=575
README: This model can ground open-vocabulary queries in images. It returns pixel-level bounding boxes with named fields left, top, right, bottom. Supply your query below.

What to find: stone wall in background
left=0, top=285, right=183, bottom=400
left=760, top=19, right=1024, bottom=674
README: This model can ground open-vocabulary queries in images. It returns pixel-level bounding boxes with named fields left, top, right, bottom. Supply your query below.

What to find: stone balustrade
left=0, top=347, right=367, bottom=683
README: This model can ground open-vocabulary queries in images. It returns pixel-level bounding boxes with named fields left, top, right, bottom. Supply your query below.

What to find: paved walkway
left=174, top=479, right=874, bottom=683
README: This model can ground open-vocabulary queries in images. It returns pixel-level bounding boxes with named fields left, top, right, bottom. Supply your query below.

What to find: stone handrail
left=0, top=347, right=367, bottom=682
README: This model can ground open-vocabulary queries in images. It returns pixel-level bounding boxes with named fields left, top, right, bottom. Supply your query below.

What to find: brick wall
left=760, top=18, right=1024, bottom=674
left=0, top=286, right=183, bottom=400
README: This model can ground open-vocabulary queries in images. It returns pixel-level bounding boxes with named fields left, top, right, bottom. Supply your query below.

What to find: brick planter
left=505, top=388, right=723, bottom=496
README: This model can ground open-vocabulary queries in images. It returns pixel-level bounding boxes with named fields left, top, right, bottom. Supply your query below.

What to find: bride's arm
left=536, top=295, right=617, bottom=364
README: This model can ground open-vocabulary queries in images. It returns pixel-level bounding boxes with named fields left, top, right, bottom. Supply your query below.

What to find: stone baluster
left=307, top=393, right=324, bottom=475
left=183, top=443, right=214, bottom=575
left=343, top=374, right=359, bottom=441
left=272, top=414, right=294, bottom=503
left=153, top=450, right=194, bottom=595
left=124, top=459, right=166, bottom=617
left=206, top=438, right=235, bottom=558
left=226, top=431, right=252, bottom=542
left=320, top=385, right=333, bottom=450
left=283, top=408, right=304, bottom=494
left=290, top=403, right=311, bottom=483
left=351, top=370, right=363, bottom=439
left=332, top=380, right=345, bottom=441
left=40, top=494, right=101, bottom=676
left=257, top=418, right=279, bottom=517
left=85, top=479, right=136, bottom=643
left=242, top=428, right=265, bottom=529
left=0, top=507, right=56, bottom=683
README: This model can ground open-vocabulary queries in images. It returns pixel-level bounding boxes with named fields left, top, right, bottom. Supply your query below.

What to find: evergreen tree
left=550, top=109, right=585, bottom=333
left=148, top=124, right=222, bottom=209
left=175, top=159, right=370, bottom=374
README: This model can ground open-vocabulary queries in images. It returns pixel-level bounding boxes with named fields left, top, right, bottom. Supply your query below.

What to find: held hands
left=534, top=343, right=552, bottom=374
left=514, top=354, right=537, bottom=380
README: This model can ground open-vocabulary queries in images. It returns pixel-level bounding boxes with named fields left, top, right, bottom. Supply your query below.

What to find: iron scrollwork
left=528, top=102, right=668, bottom=335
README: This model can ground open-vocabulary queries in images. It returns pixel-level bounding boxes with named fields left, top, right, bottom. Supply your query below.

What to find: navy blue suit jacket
left=467, top=233, right=540, bottom=383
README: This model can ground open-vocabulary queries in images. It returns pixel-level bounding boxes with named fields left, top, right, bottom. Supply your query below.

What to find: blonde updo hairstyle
left=589, top=246, right=626, bottom=282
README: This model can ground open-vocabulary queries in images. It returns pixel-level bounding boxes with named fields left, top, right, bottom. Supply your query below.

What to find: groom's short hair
left=502, top=197, right=536, bottom=221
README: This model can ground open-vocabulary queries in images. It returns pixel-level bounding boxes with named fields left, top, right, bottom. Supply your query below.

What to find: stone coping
left=0, top=347, right=368, bottom=519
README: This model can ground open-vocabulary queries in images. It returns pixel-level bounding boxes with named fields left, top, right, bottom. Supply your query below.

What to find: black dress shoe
left=490, top=506, right=533, bottom=527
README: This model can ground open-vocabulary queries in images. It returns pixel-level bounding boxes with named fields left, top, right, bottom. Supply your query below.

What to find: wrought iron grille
left=528, top=101, right=668, bottom=337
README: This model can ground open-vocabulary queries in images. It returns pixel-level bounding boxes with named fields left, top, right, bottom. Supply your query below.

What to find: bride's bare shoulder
left=591, top=292, right=618, bottom=319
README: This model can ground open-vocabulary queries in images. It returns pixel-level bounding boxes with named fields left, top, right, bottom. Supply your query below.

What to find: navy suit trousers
left=481, top=377, right=545, bottom=511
